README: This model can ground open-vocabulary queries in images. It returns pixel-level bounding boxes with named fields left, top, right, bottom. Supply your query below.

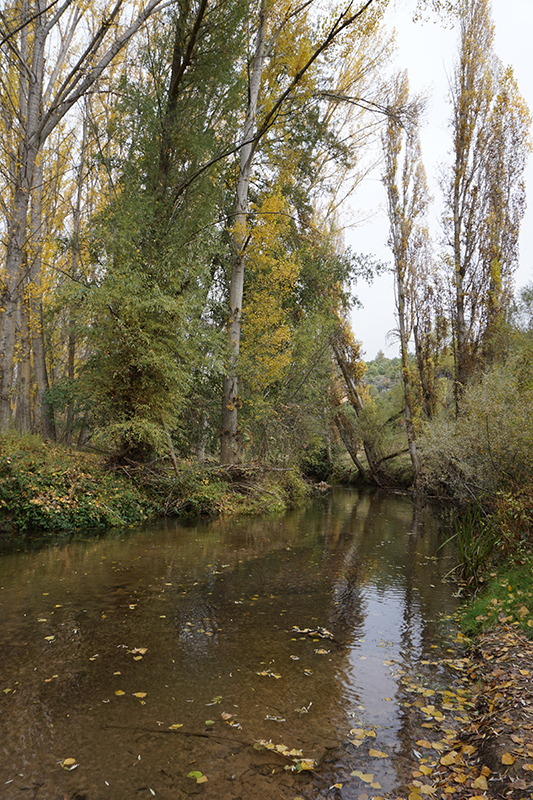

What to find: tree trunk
left=220, top=6, right=268, bottom=464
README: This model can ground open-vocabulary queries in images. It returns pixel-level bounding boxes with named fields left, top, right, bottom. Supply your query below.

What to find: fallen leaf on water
left=187, top=770, right=208, bottom=783
left=133, top=655, right=143, bottom=661
left=369, top=749, right=388, bottom=758
left=115, top=690, right=125, bottom=696
left=205, top=720, right=215, bottom=726
left=350, top=728, right=366, bottom=739
left=44, top=636, right=55, bottom=641
left=221, top=712, right=233, bottom=720
left=133, top=692, right=147, bottom=698
left=501, top=753, right=516, bottom=765
left=168, top=723, right=183, bottom=730
left=59, top=758, right=78, bottom=771
left=522, top=763, right=533, bottom=771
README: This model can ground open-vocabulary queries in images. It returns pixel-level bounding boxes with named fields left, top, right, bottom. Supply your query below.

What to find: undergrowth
left=0, top=434, right=310, bottom=539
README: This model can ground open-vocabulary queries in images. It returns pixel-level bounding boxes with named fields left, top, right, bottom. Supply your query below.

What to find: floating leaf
left=115, top=690, right=125, bottom=696
left=133, top=655, right=143, bottom=661
left=188, top=770, right=208, bottom=783
left=44, top=636, right=55, bottom=641
left=369, top=749, right=388, bottom=758
left=59, top=758, right=78, bottom=771
left=501, top=753, right=516, bottom=765
left=472, top=775, right=488, bottom=791
left=168, top=723, right=183, bottom=730
left=296, top=759, right=316, bottom=771
left=221, top=712, right=233, bottom=720
left=133, top=692, right=146, bottom=698
left=205, top=720, right=215, bottom=726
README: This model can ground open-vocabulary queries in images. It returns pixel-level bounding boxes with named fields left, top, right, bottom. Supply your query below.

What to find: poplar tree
left=382, top=71, right=429, bottom=487
left=0, top=0, right=167, bottom=433
left=444, top=0, right=529, bottom=410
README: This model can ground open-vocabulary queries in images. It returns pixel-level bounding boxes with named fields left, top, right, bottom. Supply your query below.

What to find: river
left=0, top=488, right=461, bottom=800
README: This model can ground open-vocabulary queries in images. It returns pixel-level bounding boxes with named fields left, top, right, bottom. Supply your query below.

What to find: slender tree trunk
left=396, top=269, right=421, bottom=489
left=14, top=281, right=32, bottom=432
left=331, top=337, right=383, bottom=485
left=29, top=161, right=56, bottom=439
left=220, top=6, right=267, bottom=464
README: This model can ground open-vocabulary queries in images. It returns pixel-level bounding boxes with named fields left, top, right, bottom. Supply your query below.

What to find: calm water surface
left=0, top=489, right=460, bottom=800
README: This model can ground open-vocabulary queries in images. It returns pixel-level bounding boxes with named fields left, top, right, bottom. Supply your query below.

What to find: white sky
left=348, top=0, right=533, bottom=360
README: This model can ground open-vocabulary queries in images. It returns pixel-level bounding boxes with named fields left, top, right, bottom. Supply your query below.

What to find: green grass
left=457, top=557, right=533, bottom=638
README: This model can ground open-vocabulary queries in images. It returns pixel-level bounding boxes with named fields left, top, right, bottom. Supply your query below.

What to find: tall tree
left=382, top=71, right=429, bottom=487
left=219, top=0, right=389, bottom=464
left=444, top=0, right=529, bottom=410
left=0, top=0, right=167, bottom=432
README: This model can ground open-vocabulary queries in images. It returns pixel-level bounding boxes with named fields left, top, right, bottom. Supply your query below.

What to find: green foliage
left=420, top=342, right=533, bottom=496
left=458, top=558, right=533, bottom=638
left=0, top=434, right=153, bottom=534
left=442, top=505, right=496, bottom=586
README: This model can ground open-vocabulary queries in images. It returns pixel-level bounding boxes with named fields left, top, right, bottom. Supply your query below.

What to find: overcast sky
left=347, top=0, right=533, bottom=360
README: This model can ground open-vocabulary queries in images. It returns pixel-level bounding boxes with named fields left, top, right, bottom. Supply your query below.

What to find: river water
left=0, top=488, right=461, bottom=800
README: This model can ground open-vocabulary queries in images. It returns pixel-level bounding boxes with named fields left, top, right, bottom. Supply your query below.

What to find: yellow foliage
left=240, top=191, right=300, bottom=393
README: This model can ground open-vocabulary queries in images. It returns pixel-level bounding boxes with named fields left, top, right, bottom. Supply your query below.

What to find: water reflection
left=0, top=489, right=458, bottom=799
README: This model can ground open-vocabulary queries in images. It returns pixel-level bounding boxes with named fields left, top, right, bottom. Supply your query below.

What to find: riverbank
left=399, top=560, right=533, bottom=800
left=0, top=433, right=312, bottom=540
left=401, top=621, right=533, bottom=800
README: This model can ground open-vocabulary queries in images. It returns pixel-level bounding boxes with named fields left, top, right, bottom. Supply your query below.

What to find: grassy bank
left=0, top=433, right=311, bottom=539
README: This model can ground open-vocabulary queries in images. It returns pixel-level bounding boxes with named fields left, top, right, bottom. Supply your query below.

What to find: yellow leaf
left=419, top=765, right=433, bottom=776
left=196, top=775, right=208, bottom=784
left=44, top=635, right=55, bottom=641
left=115, top=690, right=125, bottom=696
left=440, top=752, right=459, bottom=766
left=168, top=723, right=183, bottom=729
left=332, top=784, right=343, bottom=789
left=472, top=775, right=488, bottom=791
left=350, top=728, right=366, bottom=739
left=502, top=753, right=516, bottom=765
left=359, top=773, right=375, bottom=783
left=133, top=692, right=147, bottom=698
left=133, top=655, right=143, bottom=661
left=62, top=758, right=76, bottom=766
left=416, top=740, right=432, bottom=749
left=521, top=763, right=533, bottom=771
left=369, top=749, right=388, bottom=758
